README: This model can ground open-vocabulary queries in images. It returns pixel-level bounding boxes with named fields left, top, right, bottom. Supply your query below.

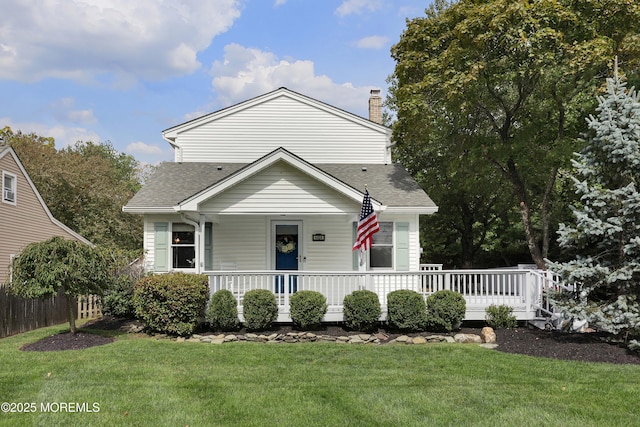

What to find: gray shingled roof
left=124, top=161, right=435, bottom=210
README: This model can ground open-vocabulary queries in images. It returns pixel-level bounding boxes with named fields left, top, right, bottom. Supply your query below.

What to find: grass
left=1, top=324, right=639, bottom=426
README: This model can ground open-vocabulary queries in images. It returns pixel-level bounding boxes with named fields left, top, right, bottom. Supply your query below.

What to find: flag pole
left=359, top=184, right=368, bottom=271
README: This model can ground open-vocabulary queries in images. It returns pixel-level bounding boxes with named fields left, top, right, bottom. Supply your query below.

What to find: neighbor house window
left=2, top=171, right=16, bottom=205
left=171, top=223, right=195, bottom=269
left=370, top=222, right=393, bottom=268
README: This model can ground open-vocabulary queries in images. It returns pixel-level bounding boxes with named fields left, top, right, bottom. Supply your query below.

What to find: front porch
left=206, top=266, right=556, bottom=323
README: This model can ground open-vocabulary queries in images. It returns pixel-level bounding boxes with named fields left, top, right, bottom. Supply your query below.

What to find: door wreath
left=276, top=235, right=296, bottom=254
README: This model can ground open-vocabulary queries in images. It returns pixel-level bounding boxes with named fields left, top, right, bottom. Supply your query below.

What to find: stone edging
left=145, top=327, right=499, bottom=348
left=121, top=323, right=499, bottom=347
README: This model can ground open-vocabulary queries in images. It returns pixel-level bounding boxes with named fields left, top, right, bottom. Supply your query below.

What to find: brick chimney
left=368, top=89, right=382, bottom=124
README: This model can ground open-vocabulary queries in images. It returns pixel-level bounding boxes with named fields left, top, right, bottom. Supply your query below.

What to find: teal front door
left=273, top=222, right=300, bottom=293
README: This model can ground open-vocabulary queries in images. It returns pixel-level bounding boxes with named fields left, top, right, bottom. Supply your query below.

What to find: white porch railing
left=206, top=268, right=552, bottom=323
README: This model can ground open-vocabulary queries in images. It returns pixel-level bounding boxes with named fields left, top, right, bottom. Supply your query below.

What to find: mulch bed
left=18, top=316, right=640, bottom=365
left=20, top=332, right=114, bottom=352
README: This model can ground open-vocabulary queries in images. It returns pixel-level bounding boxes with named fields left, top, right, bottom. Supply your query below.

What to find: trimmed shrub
left=426, top=290, right=466, bottom=332
left=133, top=272, right=209, bottom=336
left=290, top=290, right=327, bottom=330
left=343, top=290, right=381, bottom=332
left=386, top=289, right=428, bottom=332
left=101, top=277, right=136, bottom=318
left=206, top=289, right=240, bottom=331
left=243, top=289, right=278, bottom=331
left=485, top=304, right=518, bottom=329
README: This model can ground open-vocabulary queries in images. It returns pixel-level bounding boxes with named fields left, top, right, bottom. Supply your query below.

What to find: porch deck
left=206, top=267, right=555, bottom=323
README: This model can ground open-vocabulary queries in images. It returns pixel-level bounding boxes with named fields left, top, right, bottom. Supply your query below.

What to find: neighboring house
left=123, top=87, right=438, bottom=277
left=0, top=144, right=91, bottom=285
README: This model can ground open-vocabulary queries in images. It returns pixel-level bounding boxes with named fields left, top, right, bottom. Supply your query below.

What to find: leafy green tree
left=394, top=101, right=526, bottom=267
left=389, top=0, right=640, bottom=268
left=1, top=127, right=145, bottom=250
left=9, top=237, right=113, bottom=333
left=549, top=70, right=640, bottom=336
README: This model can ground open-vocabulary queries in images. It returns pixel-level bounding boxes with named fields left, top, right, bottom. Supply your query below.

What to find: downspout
left=180, top=213, right=201, bottom=274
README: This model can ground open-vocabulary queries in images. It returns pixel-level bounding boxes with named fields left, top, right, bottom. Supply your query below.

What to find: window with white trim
left=2, top=171, right=16, bottom=205
left=171, top=223, right=195, bottom=269
left=370, top=222, right=393, bottom=268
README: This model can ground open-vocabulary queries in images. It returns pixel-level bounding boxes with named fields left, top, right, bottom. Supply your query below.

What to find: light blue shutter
left=204, top=222, right=213, bottom=271
left=154, top=223, right=169, bottom=272
left=395, top=222, right=410, bottom=271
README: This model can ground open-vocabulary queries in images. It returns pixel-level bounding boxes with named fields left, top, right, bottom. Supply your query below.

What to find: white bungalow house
left=124, top=88, right=550, bottom=322
left=124, top=88, right=437, bottom=274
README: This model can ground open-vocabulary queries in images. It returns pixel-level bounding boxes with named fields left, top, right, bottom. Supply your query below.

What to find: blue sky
left=0, top=0, right=431, bottom=164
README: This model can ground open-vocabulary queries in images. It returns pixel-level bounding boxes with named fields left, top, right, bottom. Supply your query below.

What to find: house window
left=370, top=222, right=393, bottom=268
left=171, top=223, right=195, bottom=269
left=2, top=171, right=16, bottom=205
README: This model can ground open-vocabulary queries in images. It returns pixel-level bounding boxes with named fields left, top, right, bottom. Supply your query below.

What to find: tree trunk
left=518, top=200, right=546, bottom=269
left=505, top=157, right=547, bottom=269
left=540, top=167, right=558, bottom=260
left=66, top=294, right=77, bottom=334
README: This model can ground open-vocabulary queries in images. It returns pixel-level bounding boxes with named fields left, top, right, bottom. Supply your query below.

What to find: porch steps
left=528, top=317, right=550, bottom=330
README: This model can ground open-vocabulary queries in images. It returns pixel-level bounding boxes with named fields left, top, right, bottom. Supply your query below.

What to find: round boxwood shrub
left=485, top=304, right=518, bottom=329
left=133, top=272, right=209, bottom=336
left=426, top=290, right=466, bottom=332
left=386, top=289, right=428, bottom=332
left=243, top=289, right=278, bottom=331
left=343, top=290, right=381, bottom=332
left=206, top=289, right=240, bottom=331
left=102, top=277, right=136, bottom=319
left=290, top=290, right=327, bottom=330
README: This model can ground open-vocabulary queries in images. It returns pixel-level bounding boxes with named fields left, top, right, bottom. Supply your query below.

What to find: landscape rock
left=173, top=330, right=498, bottom=347
left=480, top=327, right=497, bottom=344
left=454, top=333, right=483, bottom=343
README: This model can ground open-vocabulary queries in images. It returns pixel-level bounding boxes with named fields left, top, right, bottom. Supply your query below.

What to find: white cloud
left=274, top=0, right=287, bottom=6
left=210, top=43, right=377, bottom=116
left=335, top=0, right=382, bottom=17
left=184, top=111, right=209, bottom=122
left=0, top=117, right=101, bottom=148
left=126, top=141, right=164, bottom=155
left=50, top=98, right=97, bottom=125
left=0, top=0, right=242, bottom=84
left=354, top=36, right=389, bottom=49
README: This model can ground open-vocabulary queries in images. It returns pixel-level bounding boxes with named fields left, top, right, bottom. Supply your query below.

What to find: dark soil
left=20, top=332, right=114, bottom=352
left=20, top=316, right=640, bottom=365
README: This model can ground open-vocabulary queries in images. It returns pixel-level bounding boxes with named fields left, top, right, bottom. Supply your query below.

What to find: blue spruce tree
left=549, top=66, right=640, bottom=337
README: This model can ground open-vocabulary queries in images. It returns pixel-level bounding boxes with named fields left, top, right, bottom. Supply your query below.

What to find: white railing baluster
left=204, top=268, right=544, bottom=322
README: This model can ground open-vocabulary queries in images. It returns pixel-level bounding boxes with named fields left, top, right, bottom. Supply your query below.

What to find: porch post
left=199, top=214, right=206, bottom=273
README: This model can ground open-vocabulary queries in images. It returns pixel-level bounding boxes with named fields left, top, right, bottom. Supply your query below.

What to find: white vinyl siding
left=200, top=162, right=359, bottom=214
left=211, top=217, right=268, bottom=270
left=302, top=217, right=354, bottom=271
left=142, top=214, right=420, bottom=273
left=175, top=96, right=388, bottom=164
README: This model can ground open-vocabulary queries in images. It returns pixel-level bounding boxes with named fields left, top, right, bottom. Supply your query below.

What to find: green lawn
left=1, top=324, right=639, bottom=427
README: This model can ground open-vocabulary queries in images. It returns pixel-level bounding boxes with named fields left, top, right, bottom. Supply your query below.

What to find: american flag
left=353, top=189, right=380, bottom=251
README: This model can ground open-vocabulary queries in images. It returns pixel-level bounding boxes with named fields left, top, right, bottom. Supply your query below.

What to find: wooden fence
left=0, top=287, right=70, bottom=338
left=77, top=295, right=102, bottom=320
